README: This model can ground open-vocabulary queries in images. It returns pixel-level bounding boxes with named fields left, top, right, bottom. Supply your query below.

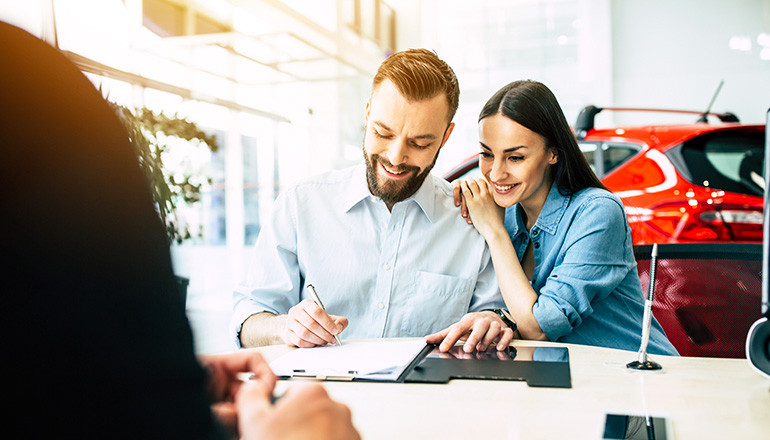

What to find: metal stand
left=627, top=243, right=663, bottom=371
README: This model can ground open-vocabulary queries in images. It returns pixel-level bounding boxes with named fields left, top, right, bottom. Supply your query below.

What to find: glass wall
left=411, top=0, right=613, bottom=175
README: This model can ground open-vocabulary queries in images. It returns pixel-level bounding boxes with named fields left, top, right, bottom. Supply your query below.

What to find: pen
left=307, top=284, right=342, bottom=346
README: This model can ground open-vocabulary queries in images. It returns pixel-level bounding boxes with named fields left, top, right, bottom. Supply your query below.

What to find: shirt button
left=534, top=242, right=540, bottom=249
left=532, top=230, right=539, bottom=236
left=384, top=264, right=391, bottom=271
left=378, top=303, right=385, bottom=309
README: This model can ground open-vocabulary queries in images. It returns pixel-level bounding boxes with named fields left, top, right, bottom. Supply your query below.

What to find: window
left=603, top=143, right=641, bottom=174
left=579, top=141, right=640, bottom=177
left=579, top=142, right=599, bottom=175
left=243, top=135, right=261, bottom=245
left=454, top=166, right=484, bottom=182
left=671, top=130, right=765, bottom=197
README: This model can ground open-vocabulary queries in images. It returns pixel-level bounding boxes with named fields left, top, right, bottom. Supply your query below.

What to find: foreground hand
left=282, top=299, right=348, bottom=348
left=425, top=311, right=514, bottom=353
left=237, top=381, right=360, bottom=440
left=199, top=350, right=277, bottom=435
left=459, top=178, right=506, bottom=240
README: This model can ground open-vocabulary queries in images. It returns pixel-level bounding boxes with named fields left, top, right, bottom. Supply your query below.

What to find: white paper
left=269, top=339, right=427, bottom=381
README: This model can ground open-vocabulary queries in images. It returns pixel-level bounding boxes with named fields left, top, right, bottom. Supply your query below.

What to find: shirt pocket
left=401, top=271, right=474, bottom=337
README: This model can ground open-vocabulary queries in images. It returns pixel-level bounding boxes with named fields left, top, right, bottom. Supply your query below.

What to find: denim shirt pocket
left=401, top=271, right=474, bottom=336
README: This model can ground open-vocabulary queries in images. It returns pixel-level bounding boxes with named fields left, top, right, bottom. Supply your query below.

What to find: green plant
left=112, top=103, right=220, bottom=244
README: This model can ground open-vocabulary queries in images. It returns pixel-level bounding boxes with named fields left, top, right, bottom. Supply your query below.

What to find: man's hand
left=425, top=311, right=514, bottom=353
left=282, top=299, right=348, bottom=348
left=237, top=381, right=360, bottom=440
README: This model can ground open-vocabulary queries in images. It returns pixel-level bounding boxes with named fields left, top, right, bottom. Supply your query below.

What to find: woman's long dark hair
left=479, top=80, right=606, bottom=195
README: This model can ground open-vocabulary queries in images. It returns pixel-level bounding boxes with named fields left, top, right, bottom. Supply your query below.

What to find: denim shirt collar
left=505, top=181, right=571, bottom=237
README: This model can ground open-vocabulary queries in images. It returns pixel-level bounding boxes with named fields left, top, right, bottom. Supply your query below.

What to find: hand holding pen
left=307, top=284, right=342, bottom=346
left=281, top=284, right=348, bottom=348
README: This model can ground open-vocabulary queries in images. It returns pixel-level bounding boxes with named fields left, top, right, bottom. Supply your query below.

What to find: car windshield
left=667, top=130, right=765, bottom=197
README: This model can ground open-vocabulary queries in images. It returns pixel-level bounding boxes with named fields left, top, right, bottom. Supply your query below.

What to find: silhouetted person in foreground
left=1, top=21, right=358, bottom=439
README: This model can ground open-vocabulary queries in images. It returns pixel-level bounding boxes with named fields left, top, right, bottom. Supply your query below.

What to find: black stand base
left=626, top=360, right=662, bottom=370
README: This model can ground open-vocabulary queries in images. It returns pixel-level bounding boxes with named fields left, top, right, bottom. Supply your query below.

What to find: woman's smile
left=492, top=181, right=519, bottom=194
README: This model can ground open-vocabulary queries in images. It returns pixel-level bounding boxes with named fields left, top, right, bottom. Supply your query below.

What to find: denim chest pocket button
left=534, top=242, right=540, bottom=248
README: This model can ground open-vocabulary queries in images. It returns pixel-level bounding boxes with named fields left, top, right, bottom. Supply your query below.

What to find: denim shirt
left=504, top=182, right=678, bottom=355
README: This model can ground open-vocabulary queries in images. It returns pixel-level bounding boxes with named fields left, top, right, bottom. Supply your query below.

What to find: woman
left=428, top=80, right=678, bottom=356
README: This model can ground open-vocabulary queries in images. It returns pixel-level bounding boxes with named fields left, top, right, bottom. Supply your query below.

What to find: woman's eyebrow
left=480, top=142, right=527, bottom=153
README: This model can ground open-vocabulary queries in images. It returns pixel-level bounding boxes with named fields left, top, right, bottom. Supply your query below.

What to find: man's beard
left=364, top=146, right=437, bottom=206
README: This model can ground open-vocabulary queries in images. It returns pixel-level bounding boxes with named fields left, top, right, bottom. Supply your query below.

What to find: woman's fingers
left=460, top=178, right=488, bottom=202
left=466, top=178, right=480, bottom=195
left=458, top=180, right=472, bottom=223
left=453, top=180, right=462, bottom=207
left=476, top=178, right=492, bottom=197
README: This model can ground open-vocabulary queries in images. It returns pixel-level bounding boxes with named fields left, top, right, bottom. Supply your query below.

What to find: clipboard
left=268, top=339, right=434, bottom=382
left=269, top=339, right=571, bottom=388
left=405, top=345, right=572, bottom=388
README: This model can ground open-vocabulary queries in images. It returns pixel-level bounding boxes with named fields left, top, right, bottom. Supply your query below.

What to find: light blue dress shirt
left=504, top=182, right=679, bottom=356
left=231, top=164, right=503, bottom=346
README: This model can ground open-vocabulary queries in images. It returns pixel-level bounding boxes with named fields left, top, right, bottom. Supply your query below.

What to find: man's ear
left=439, top=122, right=455, bottom=149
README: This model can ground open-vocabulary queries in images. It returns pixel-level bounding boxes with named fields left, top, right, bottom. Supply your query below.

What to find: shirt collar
left=408, top=172, right=437, bottom=223
left=343, top=162, right=437, bottom=223
left=344, top=163, right=372, bottom=212
left=506, top=181, right=570, bottom=236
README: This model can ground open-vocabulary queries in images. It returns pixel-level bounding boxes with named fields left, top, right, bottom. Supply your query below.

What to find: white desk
left=254, top=339, right=770, bottom=439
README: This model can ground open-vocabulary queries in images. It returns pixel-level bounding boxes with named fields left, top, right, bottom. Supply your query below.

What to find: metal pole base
left=626, top=359, right=663, bottom=370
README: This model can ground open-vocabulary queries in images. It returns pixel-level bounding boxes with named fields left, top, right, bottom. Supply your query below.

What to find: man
left=1, top=20, right=358, bottom=439
left=233, top=49, right=514, bottom=351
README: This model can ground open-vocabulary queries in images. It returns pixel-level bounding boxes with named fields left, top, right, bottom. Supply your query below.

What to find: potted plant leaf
left=111, top=102, right=220, bottom=306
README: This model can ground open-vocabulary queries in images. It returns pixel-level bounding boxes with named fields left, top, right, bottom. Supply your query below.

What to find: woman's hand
left=456, top=178, right=506, bottom=241
left=425, top=311, right=514, bottom=353
left=452, top=179, right=469, bottom=218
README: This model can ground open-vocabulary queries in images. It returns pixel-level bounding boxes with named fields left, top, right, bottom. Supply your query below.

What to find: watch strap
left=481, top=308, right=517, bottom=332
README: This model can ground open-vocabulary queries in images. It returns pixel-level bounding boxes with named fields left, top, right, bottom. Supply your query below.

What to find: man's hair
left=372, top=48, right=459, bottom=123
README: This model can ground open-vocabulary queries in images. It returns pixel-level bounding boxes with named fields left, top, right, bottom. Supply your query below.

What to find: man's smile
left=380, top=161, right=414, bottom=179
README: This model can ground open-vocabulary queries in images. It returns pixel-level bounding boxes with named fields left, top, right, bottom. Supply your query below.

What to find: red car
left=443, top=107, right=766, bottom=358
left=444, top=106, right=765, bottom=245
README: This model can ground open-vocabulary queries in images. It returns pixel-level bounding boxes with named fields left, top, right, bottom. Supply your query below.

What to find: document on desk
left=269, top=339, right=430, bottom=382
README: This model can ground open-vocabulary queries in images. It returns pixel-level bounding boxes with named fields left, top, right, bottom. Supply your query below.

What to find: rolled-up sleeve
left=230, top=191, right=302, bottom=347
left=532, top=196, right=634, bottom=342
